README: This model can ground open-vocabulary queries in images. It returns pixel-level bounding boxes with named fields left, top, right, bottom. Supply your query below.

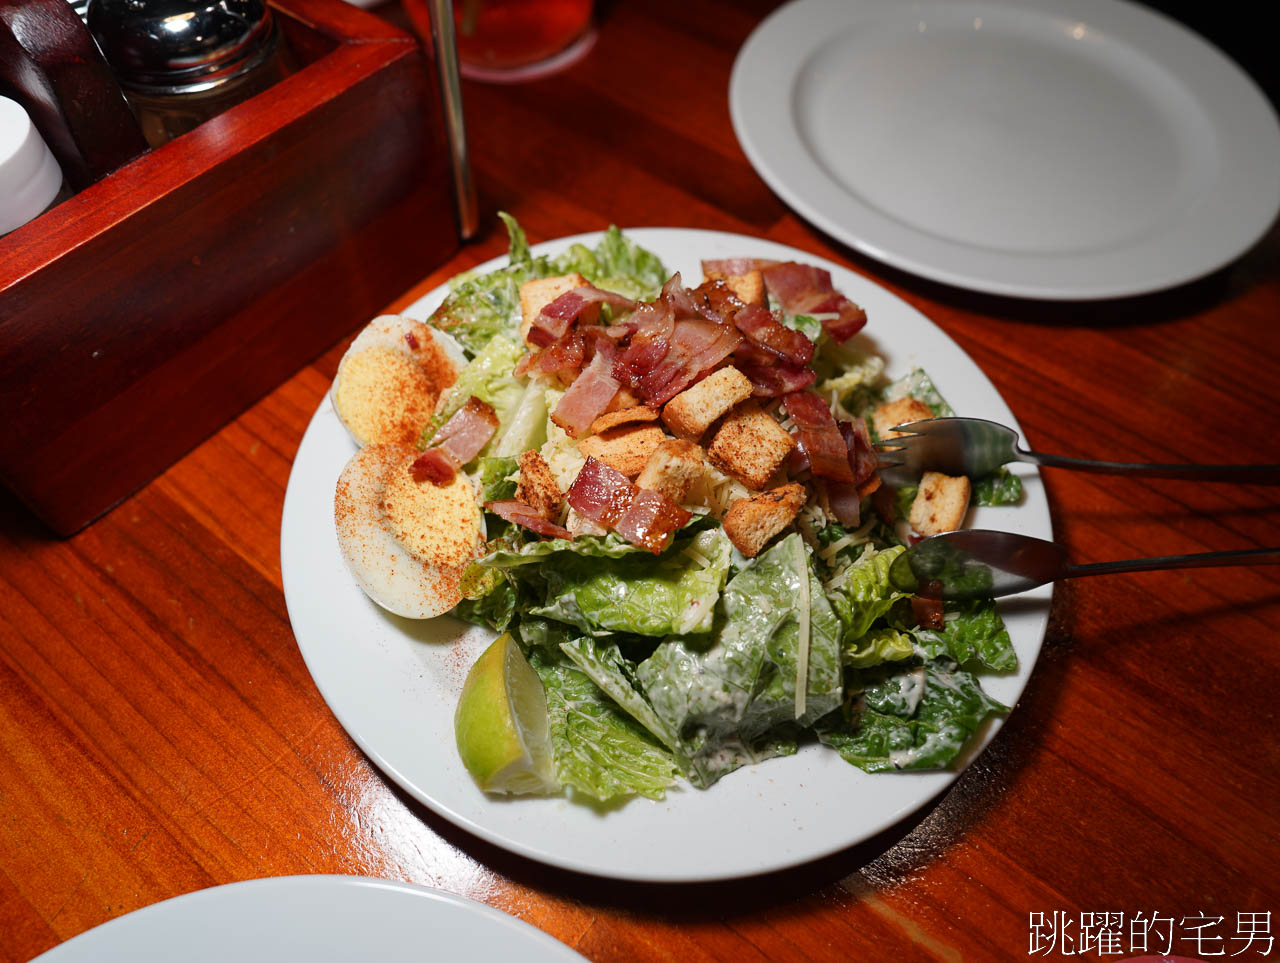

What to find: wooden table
left=3, top=1, right=1277, bottom=959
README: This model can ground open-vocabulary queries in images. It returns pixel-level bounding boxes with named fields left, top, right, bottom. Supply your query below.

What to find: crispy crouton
left=703, top=268, right=766, bottom=307
left=872, top=396, right=935, bottom=440
left=662, top=367, right=754, bottom=439
left=636, top=440, right=705, bottom=504
left=605, top=386, right=643, bottom=412
left=589, top=406, right=660, bottom=436
left=519, top=273, right=589, bottom=345
left=723, top=483, right=807, bottom=557
left=577, top=424, right=667, bottom=477
left=909, top=472, right=971, bottom=537
left=515, top=449, right=563, bottom=521
left=706, top=400, right=795, bottom=490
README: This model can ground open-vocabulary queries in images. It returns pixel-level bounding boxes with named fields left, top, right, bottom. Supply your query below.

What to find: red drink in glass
left=453, top=0, right=593, bottom=73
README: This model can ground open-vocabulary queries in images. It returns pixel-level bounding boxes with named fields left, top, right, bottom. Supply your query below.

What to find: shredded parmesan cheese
left=794, top=535, right=811, bottom=720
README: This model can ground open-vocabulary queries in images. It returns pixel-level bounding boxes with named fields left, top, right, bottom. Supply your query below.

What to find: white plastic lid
left=0, top=95, right=64, bottom=234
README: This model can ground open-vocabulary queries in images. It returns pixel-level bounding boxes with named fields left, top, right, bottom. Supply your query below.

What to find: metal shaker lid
left=86, top=0, right=278, bottom=94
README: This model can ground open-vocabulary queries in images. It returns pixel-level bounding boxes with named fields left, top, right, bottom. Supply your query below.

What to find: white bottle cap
left=0, top=96, right=65, bottom=234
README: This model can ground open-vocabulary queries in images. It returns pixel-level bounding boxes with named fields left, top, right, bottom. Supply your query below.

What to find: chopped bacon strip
left=677, top=319, right=741, bottom=374
left=551, top=350, right=621, bottom=438
left=432, top=397, right=499, bottom=465
left=796, top=427, right=855, bottom=482
left=839, top=417, right=879, bottom=484
left=528, top=287, right=638, bottom=348
left=533, top=329, right=585, bottom=378
left=783, top=392, right=855, bottom=482
left=614, top=489, right=691, bottom=554
left=484, top=499, right=572, bottom=540
left=760, top=262, right=868, bottom=342
left=566, top=457, right=689, bottom=553
left=578, top=323, right=621, bottom=362
left=603, top=319, right=638, bottom=340
left=911, top=594, right=945, bottom=629
left=660, top=272, right=704, bottom=319
left=733, top=341, right=778, bottom=367
left=739, top=362, right=816, bottom=398
left=733, top=304, right=814, bottom=366
left=781, top=390, right=833, bottom=428
left=410, top=447, right=460, bottom=486
left=690, top=278, right=745, bottom=324
left=822, top=479, right=863, bottom=527
left=637, top=319, right=741, bottom=405
left=614, top=299, right=674, bottom=387
left=566, top=457, right=637, bottom=528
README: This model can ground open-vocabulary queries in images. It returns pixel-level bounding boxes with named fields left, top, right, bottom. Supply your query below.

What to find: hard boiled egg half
left=334, top=443, right=484, bottom=619
left=331, top=315, right=468, bottom=448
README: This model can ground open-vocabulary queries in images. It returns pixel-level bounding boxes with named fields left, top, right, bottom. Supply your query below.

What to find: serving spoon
left=889, top=530, right=1280, bottom=600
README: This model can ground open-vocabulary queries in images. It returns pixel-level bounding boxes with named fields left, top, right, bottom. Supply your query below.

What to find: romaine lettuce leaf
left=493, top=381, right=548, bottom=457
left=882, top=368, right=955, bottom=419
left=632, top=534, right=842, bottom=788
left=843, top=627, right=915, bottom=668
left=817, top=659, right=1007, bottom=772
left=475, top=455, right=518, bottom=503
left=782, top=312, right=825, bottom=342
left=453, top=568, right=517, bottom=631
left=579, top=225, right=668, bottom=299
left=499, top=211, right=533, bottom=268
left=824, top=545, right=908, bottom=643
left=515, top=617, right=579, bottom=659
left=533, top=654, right=678, bottom=802
left=911, top=599, right=1017, bottom=672
left=814, top=338, right=886, bottom=406
left=973, top=467, right=1024, bottom=506
left=558, top=637, right=681, bottom=754
left=476, top=513, right=719, bottom=570
left=429, top=216, right=531, bottom=356
left=530, top=528, right=732, bottom=638
left=478, top=531, right=649, bottom=568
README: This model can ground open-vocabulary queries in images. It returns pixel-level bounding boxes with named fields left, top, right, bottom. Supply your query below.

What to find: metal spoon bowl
left=890, top=530, right=1280, bottom=600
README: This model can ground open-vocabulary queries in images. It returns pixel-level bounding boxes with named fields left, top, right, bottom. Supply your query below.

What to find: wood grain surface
left=3, top=1, right=1277, bottom=960
left=0, top=0, right=457, bottom=535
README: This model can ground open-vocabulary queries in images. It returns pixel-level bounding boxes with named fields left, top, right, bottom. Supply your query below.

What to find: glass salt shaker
left=85, top=0, right=289, bottom=148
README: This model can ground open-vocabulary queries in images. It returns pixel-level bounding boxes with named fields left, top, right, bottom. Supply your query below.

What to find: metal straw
left=426, top=0, right=479, bottom=240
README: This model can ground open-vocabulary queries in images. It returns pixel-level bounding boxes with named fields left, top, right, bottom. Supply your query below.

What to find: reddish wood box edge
left=0, top=0, right=459, bottom=536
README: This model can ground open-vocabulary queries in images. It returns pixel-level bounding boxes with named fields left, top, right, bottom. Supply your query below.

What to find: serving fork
left=875, top=417, right=1280, bottom=487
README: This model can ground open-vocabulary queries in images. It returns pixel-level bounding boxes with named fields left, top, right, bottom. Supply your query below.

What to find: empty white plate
left=30, top=876, right=583, bottom=962
left=731, top=0, right=1280, bottom=299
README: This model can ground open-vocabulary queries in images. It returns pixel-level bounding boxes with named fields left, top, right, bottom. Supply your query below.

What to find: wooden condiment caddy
left=0, top=0, right=458, bottom=535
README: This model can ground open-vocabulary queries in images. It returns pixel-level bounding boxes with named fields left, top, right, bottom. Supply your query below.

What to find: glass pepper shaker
left=85, top=0, right=289, bottom=148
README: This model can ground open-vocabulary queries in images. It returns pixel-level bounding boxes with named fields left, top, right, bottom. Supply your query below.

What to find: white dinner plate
left=31, top=876, right=582, bottom=962
left=280, top=228, right=1053, bottom=882
left=730, top=0, right=1280, bottom=299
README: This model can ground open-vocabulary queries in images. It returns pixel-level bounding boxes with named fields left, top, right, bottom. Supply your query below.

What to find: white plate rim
left=281, top=227, right=1053, bottom=882
left=31, top=875, right=583, bottom=962
left=730, top=0, right=1280, bottom=300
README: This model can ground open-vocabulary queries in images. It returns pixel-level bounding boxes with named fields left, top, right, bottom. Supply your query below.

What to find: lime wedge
left=454, top=634, right=557, bottom=794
